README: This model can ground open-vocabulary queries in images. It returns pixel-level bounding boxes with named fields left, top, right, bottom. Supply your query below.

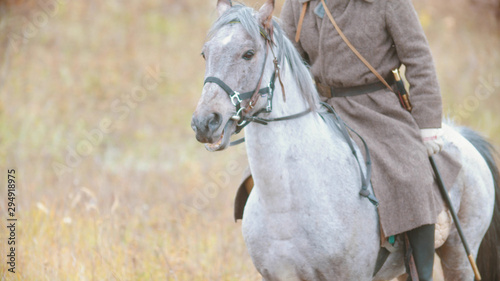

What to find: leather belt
left=316, top=75, right=395, bottom=98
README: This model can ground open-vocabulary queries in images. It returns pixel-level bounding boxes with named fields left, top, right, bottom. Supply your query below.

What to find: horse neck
left=244, top=58, right=351, bottom=210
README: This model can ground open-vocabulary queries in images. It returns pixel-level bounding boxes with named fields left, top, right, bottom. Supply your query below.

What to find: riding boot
left=406, top=224, right=435, bottom=281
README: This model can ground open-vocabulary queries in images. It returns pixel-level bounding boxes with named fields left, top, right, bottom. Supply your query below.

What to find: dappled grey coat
left=234, top=0, right=462, bottom=237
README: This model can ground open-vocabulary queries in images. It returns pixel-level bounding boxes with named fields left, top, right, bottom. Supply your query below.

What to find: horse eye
left=242, top=50, right=255, bottom=60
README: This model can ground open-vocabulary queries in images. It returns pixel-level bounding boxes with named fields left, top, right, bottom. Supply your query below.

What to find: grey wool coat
left=234, top=0, right=462, bottom=237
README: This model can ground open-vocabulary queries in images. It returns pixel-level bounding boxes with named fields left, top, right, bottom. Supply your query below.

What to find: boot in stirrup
left=406, top=224, right=435, bottom=281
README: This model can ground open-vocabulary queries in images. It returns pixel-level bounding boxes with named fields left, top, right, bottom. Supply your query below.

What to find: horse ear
left=217, top=0, right=232, bottom=17
left=257, top=0, right=275, bottom=29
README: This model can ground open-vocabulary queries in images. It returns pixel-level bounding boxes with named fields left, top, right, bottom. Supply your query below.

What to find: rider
left=277, top=0, right=459, bottom=280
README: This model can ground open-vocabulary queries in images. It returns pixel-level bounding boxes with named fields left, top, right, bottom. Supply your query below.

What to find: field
left=0, top=0, right=498, bottom=280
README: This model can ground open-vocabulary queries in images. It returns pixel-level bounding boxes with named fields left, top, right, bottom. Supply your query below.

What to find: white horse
left=191, top=1, right=500, bottom=280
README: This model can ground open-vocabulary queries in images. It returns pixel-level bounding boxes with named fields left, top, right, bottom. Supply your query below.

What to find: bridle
left=202, top=20, right=378, bottom=207
left=203, top=22, right=311, bottom=137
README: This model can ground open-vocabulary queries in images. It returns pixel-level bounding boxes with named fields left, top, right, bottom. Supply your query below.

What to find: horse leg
left=436, top=230, right=475, bottom=281
left=435, top=177, right=492, bottom=281
left=435, top=126, right=498, bottom=281
left=435, top=172, right=493, bottom=280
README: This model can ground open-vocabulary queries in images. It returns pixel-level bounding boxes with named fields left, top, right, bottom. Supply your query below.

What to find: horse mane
left=208, top=5, right=321, bottom=111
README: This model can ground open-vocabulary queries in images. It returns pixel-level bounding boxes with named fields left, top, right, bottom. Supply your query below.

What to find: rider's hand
left=421, top=128, right=443, bottom=156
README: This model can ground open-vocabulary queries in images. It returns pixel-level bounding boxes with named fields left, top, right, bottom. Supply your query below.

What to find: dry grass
left=0, top=0, right=498, bottom=280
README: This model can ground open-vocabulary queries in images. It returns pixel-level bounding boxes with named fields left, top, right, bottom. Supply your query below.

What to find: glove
left=421, top=128, right=444, bottom=156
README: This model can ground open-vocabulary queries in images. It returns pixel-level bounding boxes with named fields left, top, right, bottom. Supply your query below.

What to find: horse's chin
left=204, top=120, right=234, bottom=152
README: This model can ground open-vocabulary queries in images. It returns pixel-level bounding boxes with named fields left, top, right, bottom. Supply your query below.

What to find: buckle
left=230, top=91, right=242, bottom=106
left=266, top=99, right=272, bottom=112
left=266, top=82, right=273, bottom=112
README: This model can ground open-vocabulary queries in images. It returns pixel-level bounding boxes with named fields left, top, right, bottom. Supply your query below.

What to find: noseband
left=204, top=24, right=278, bottom=132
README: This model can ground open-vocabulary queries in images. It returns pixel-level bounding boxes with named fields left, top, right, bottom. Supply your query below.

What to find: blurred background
left=0, top=0, right=498, bottom=280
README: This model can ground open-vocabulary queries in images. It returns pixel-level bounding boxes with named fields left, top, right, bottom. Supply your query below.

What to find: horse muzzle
left=191, top=112, right=224, bottom=143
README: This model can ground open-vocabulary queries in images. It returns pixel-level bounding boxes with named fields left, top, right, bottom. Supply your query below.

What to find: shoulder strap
left=295, top=2, right=309, bottom=42
left=320, top=0, right=393, bottom=92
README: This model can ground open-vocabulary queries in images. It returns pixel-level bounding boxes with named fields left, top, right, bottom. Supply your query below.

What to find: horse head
left=191, top=0, right=275, bottom=151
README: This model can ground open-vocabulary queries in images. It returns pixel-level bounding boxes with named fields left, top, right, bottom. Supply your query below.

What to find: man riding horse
left=234, top=0, right=462, bottom=280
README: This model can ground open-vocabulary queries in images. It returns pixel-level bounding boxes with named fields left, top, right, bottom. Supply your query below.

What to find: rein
left=320, top=102, right=379, bottom=207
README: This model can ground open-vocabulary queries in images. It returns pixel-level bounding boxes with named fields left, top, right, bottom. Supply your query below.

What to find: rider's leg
left=406, top=224, right=435, bottom=281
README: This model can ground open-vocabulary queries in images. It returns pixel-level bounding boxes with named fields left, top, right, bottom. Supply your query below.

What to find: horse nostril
left=208, top=112, right=223, bottom=132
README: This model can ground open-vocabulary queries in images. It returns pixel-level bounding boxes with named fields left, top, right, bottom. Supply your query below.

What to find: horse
left=191, top=0, right=500, bottom=280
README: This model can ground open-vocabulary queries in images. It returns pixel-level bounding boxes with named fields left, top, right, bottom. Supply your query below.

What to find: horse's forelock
left=208, top=5, right=261, bottom=42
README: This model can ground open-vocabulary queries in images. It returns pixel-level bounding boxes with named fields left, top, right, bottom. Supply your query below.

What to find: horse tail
left=458, top=126, right=500, bottom=280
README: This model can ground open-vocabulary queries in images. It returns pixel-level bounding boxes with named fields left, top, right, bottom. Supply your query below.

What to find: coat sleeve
left=386, top=0, right=442, bottom=129
left=280, top=0, right=308, bottom=61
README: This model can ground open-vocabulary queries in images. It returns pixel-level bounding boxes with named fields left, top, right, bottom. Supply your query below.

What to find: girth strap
left=320, top=102, right=379, bottom=207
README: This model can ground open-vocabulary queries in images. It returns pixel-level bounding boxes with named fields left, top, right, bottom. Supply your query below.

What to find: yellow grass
left=0, top=0, right=498, bottom=280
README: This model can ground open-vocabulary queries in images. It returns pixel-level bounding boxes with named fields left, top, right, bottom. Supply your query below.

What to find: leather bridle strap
left=204, top=75, right=270, bottom=110
left=246, top=42, right=271, bottom=112
left=245, top=108, right=311, bottom=125
left=229, top=108, right=312, bottom=146
left=204, top=37, right=271, bottom=120
left=204, top=21, right=312, bottom=145
left=204, top=76, right=271, bottom=104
